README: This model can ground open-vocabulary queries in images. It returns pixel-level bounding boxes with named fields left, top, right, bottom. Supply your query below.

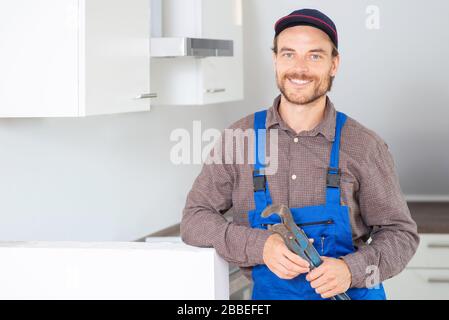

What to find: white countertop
left=0, top=238, right=229, bottom=300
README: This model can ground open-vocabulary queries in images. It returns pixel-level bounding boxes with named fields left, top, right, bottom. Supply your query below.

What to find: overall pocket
left=296, top=219, right=336, bottom=257
left=297, top=219, right=335, bottom=256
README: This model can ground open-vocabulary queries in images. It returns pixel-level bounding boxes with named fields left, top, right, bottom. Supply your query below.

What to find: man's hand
left=306, top=257, right=352, bottom=299
left=263, top=233, right=310, bottom=279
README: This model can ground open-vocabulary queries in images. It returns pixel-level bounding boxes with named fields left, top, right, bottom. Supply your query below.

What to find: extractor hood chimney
left=150, top=0, right=234, bottom=58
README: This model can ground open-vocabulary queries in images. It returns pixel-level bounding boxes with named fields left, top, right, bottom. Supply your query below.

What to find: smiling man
left=181, top=8, right=419, bottom=300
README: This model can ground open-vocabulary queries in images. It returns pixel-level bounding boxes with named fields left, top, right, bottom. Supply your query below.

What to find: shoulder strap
left=253, top=110, right=272, bottom=211
left=325, top=111, right=348, bottom=205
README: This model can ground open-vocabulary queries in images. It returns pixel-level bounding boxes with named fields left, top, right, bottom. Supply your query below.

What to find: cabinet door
left=384, top=268, right=449, bottom=300
left=151, top=57, right=199, bottom=105
left=200, top=0, right=243, bottom=104
left=407, top=234, right=449, bottom=269
left=200, top=57, right=236, bottom=104
left=81, top=0, right=151, bottom=116
left=0, top=0, right=79, bottom=117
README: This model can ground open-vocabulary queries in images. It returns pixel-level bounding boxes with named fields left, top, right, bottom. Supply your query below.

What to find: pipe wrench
left=261, top=204, right=351, bottom=300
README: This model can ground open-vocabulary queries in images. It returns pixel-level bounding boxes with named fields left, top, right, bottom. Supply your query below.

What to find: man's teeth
left=289, top=78, right=312, bottom=85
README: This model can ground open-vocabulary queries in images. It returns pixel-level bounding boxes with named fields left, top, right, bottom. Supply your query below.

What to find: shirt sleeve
left=341, top=140, right=420, bottom=288
left=180, top=134, right=272, bottom=267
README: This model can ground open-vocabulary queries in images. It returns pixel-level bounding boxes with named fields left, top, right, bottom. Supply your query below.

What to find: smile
left=287, top=78, right=312, bottom=86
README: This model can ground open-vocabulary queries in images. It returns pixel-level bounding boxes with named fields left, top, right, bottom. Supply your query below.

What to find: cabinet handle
left=428, top=243, right=449, bottom=249
left=428, top=278, right=449, bottom=283
left=206, top=88, right=226, bottom=94
left=135, top=93, right=157, bottom=99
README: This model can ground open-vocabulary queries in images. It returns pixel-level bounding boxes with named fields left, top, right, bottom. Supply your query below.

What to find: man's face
left=273, top=25, right=339, bottom=105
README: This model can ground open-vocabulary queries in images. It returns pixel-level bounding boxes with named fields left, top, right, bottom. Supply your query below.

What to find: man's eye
left=310, top=54, right=322, bottom=60
left=282, top=53, right=294, bottom=58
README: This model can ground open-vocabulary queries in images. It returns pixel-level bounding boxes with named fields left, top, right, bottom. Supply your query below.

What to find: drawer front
left=407, top=234, right=449, bottom=268
left=384, top=268, right=449, bottom=300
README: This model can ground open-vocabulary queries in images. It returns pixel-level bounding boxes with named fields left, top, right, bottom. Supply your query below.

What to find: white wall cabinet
left=150, top=0, right=243, bottom=106
left=0, top=0, right=151, bottom=117
left=383, top=234, right=449, bottom=300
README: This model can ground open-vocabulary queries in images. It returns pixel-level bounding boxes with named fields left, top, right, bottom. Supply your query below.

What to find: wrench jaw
left=261, top=204, right=294, bottom=225
left=270, top=223, right=288, bottom=234
left=262, top=204, right=311, bottom=256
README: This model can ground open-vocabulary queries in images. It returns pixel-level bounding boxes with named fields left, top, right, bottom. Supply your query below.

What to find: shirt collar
left=265, top=94, right=337, bottom=142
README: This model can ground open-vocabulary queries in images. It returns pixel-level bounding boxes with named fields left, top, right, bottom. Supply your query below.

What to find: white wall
left=0, top=0, right=448, bottom=241
left=0, top=105, right=231, bottom=241
left=224, top=0, right=449, bottom=199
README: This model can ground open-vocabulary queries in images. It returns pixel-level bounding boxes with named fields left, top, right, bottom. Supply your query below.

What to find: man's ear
left=330, top=54, right=340, bottom=77
left=272, top=51, right=277, bottom=70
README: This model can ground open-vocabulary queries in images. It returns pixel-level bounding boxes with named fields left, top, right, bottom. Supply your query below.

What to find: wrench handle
left=281, top=232, right=351, bottom=301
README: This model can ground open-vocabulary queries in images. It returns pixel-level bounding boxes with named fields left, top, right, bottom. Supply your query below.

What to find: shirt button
left=291, top=174, right=297, bottom=180
left=293, top=137, right=299, bottom=143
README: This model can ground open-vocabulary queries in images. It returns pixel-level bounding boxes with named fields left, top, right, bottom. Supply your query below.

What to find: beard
left=276, top=71, right=334, bottom=105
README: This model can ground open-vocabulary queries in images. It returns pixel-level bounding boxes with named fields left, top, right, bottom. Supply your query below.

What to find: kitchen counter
left=408, top=202, right=449, bottom=234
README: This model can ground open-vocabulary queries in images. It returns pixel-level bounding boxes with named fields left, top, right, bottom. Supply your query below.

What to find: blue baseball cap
left=274, top=8, right=338, bottom=48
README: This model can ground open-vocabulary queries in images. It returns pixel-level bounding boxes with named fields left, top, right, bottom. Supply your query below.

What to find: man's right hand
left=262, top=233, right=310, bottom=279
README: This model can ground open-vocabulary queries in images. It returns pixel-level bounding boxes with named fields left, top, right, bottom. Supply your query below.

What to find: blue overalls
left=248, top=109, right=387, bottom=300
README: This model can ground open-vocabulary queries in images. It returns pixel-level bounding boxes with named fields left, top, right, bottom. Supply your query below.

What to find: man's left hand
left=305, top=257, right=352, bottom=299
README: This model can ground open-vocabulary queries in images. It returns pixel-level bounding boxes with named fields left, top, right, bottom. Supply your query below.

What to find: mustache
left=283, top=73, right=315, bottom=81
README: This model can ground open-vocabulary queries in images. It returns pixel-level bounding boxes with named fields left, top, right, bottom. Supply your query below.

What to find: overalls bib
left=248, top=109, right=387, bottom=300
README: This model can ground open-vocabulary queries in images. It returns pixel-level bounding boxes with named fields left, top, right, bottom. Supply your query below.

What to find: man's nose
left=292, top=56, right=309, bottom=73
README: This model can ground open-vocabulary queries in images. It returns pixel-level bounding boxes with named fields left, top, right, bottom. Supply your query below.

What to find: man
left=181, top=8, right=419, bottom=300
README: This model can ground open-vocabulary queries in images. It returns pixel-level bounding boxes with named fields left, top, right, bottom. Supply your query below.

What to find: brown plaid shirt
left=181, top=95, right=419, bottom=288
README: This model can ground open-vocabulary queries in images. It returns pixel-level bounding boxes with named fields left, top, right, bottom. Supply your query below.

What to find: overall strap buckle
left=326, top=167, right=341, bottom=188
left=253, top=169, right=266, bottom=192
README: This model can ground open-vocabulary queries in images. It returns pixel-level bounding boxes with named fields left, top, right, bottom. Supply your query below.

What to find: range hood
left=150, top=37, right=234, bottom=58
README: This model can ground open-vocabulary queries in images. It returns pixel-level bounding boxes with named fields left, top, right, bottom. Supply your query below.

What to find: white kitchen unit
left=384, top=234, right=449, bottom=300
left=150, top=0, right=243, bottom=105
left=0, top=240, right=229, bottom=299
left=0, top=0, right=151, bottom=117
